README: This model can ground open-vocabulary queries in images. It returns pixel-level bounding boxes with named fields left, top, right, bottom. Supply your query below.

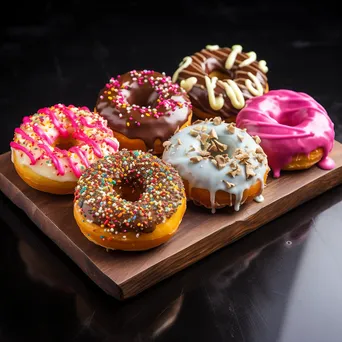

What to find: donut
left=10, top=104, right=119, bottom=194
left=236, top=89, right=336, bottom=178
left=162, top=117, right=269, bottom=213
left=172, top=44, right=269, bottom=122
left=73, top=149, right=186, bottom=251
left=95, top=70, right=193, bottom=155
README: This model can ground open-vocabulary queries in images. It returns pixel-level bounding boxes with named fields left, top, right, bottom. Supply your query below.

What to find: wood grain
left=1, top=141, right=342, bottom=300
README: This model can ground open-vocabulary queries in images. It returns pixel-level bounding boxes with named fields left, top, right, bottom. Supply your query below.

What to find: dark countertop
left=1, top=2, right=342, bottom=341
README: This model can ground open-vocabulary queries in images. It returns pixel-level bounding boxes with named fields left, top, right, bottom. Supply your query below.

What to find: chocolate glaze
left=175, top=47, right=268, bottom=120
left=95, top=70, right=192, bottom=150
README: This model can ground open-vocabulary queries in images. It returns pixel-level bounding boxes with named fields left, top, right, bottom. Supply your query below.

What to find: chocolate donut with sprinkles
left=73, top=149, right=186, bottom=251
left=95, top=70, right=192, bottom=155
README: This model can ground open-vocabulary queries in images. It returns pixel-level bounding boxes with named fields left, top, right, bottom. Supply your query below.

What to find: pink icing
left=11, top=104, right=119, bottom=178
left=38, top=107, right=68, bottom=137
left=236, top=89, right=335, bottom=178
left=10, top=142, right=36, bottom=165
left=14, top=128, right=35, bottom=143
left=38, top=144, right=65, bottom=175
left=55, top=147, right=81, bottom=178
left=72, top=131, right=103, bottom=158
left=33, top=125, right=54, bottom=145
left=69, top=146, right=90, bottom=168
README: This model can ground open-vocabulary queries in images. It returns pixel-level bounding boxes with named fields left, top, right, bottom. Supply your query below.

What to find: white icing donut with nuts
left=162, top=117, right=269, bottom=212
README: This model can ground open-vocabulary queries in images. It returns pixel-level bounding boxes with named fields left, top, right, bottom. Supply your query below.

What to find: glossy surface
left=1, top=1, right=342, bottom=341
left=236, top=90, right=335, bottom=177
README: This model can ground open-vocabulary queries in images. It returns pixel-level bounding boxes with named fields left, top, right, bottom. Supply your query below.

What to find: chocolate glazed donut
left=95, top=70, right=192, bottom=153
left=172, top=45, right=269, bottom=121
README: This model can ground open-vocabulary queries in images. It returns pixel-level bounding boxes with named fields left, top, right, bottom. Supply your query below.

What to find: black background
left=1, top=1, right=342, bottom=341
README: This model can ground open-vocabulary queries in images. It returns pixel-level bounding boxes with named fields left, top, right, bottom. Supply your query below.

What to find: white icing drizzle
left=162, top=120, right=268, bottom=213
left=239, top=51, right=257, bottom=68
left=206, top=44, right=220, bottom=51
left=180, top=77, right=198, bottom=92
left=258, top=60, right=269, bottom=73
left=218, top=80, right=245, bottom=109
left=172, top=56, right=192, bottom=83
left=245, top=72, right=264, bottom=96
left=225, top=45, right=242, bottom=70
left=205, top=76, right=224, bottom=110
left=254, top=195, right=264, bottom=203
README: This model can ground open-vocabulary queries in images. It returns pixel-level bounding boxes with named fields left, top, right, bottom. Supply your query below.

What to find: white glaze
left=180, top=77, right=198, bottom=92
left=239, top=51, right=257, bottom=68
left=162, top=119, right=268, bottom=212
left=245, top=72, right=264, bottom=96
left=225, top=45, right=242, bottom=70
left=205, top=76, right=224, bottom=110
left=206, top=44, right=220, bottom=51
left=218, top=80, right=245, bottom=109
left=258, top=60, right=268, bottom=73
left=172, top=56, right=192, bottom=83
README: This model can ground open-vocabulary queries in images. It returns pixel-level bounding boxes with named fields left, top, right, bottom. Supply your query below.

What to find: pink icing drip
left=236, top=89, right=335, bottom=178
left=80, top=106, right=90, bottom=111
left=38, top=144, right=65, bottom=176
left=38, top=107, right=69, bottom=137
left=10, top=142, right=36, bottom=165
left=55, top=147, right=81, bottom=178
left=73, top=131, right=103, bottom=158
left=14, top=128, right=35, bottom=143
left=104, top=137, right=119, bottom=151
left=23, top=116, right=30, bottom=124
left=318, top=156, right=335, bottom=170
left=69, top=146, right=90, bottom=168
left=79, top=116, right=110, bottom=133
left=62, top=107, right=78, bottom=128
left=33, top=125, right=54, bottom=145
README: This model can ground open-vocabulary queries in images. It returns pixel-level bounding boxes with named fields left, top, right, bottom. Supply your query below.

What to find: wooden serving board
left=1, top=142, right=342, bottom=300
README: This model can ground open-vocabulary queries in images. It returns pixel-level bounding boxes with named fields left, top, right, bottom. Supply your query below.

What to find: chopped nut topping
left=174, top=126, right=180, bottom=134
left=237, top=134, right=244, bottom=141
left=190, top=129, right=199, bottom=137
left=163, top=140, right=172, bottom=150
left=253, top=135, right=261, bottom=144
left=200, top=133, right=209, bottom=144
left=256, top=146, right=263, bottom=153
left=188, top=145, right=196, bottom=153
left=208, top=142, right=218, bottom=152
left=233, top=148, right=250, bottom=163
left=193, top=125, right=203, bottom=132
left=177, top=138, right=182, bottom=145
left=213, top=139, right=228, bottom=153
left=226, top=123, right=235, bottom=134
left=193, top=119, right=204, bottom=125
left=209, top=128, right=218, bottom=140
left=213, top=117, right=222, bottom=125
left=199, top=150, right=211, bottom=157
left=190, top=156, right=203, bottom=163
left=223, top=180, right=235, bottom=188
left=215, top=155, right=229, bottom=169
left=256, top=154, right=265, bottom=163
left=211, top=159, right=218, bottom=167
left=246, top=164, right=256, bottom=178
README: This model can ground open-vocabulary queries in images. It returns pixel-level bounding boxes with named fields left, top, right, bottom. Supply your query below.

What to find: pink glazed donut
left=236, top=89, right=335, bottom=177
left=10, top=104, right=120, bottom=194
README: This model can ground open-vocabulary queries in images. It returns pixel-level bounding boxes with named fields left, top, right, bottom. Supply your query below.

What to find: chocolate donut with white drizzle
left=172, top=44, right=269, bottom=121
left=162, top=117, right=269, bottom=213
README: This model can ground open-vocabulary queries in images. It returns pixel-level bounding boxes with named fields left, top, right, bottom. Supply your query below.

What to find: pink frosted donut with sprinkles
left=95, top=70, right=193, bottom=155
left=10, top=104, right=119, bottom=194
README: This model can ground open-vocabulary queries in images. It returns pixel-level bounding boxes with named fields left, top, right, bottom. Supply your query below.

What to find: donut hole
left=205, top=58, right=234, bottom=80
left=119, top=182, right=144, bottom=202
left=209, top=69, right=233, bottom=80
left=54, top=137, right=78, bottom=150
left=277, top=109, right=307, bottom=127
left=125, top=87, right=159, bottom=107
